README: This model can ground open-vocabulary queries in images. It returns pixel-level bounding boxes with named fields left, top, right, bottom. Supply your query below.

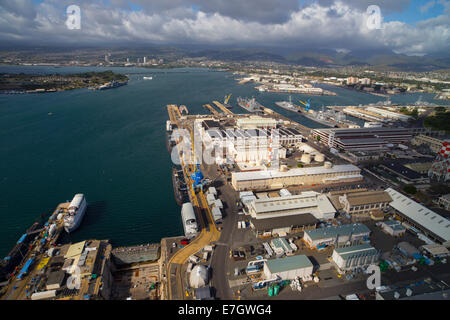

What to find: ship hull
left=64, top=199, right=87, bottom=233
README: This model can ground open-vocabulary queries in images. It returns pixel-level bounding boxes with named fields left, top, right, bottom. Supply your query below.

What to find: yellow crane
left=224, top=94, right=232, bottom=105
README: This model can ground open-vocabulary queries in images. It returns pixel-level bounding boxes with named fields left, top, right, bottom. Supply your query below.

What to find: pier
left=203, top=104, right=220, bottom=115
left=212, top=101, right=234, bottom=115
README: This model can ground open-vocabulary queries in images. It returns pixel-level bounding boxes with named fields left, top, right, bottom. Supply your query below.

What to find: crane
left=298, top=99, right=311, bottom=112
left=224, top=94, right=232, bottom=105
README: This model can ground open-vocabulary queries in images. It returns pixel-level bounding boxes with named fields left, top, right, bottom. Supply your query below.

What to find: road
left=165, top=119, right=221, bottom=300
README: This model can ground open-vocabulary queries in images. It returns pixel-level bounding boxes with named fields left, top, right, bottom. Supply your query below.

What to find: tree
left=403, top=185, right=417, bottom=195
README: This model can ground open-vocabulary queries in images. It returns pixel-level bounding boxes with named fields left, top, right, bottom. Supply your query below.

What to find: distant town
left=1, top=47, right=449, bottom=100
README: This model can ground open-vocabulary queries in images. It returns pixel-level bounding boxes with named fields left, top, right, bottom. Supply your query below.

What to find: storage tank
left=300, top=153, right=311, bottom=164
left=189, top=265, right=209, bottom=288
left=314, top=153, right=325, bottom=162
left=324, top=161, right=333, bottom=169
left=57, top=213, right=63, bottom=220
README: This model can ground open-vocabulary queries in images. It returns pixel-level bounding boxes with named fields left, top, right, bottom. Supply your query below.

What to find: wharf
left=212, top=101, right=234, bottom=115
left=203, top=104, right=220, bottom=115
left=261, top=105, right=312, bottom=135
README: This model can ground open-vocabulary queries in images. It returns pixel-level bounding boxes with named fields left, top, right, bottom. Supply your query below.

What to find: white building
left=248, top=191, right=336, bottom=221
left=263, top=255, right=313, bottom=280
left=232, top=163, right=362, bottom=191
left=236, top=116, right=277, bottom=130
left=331, top=244, right=379, bottom=272
left=366, top=107, right=413, bottom=121
left=381, top=220, right=406, bottom=237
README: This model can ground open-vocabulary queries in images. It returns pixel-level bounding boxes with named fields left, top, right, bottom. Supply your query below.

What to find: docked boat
left=275, top=96, right=301, bottom=113
left=181, top=203, right=198, bottom=239
left=172, top=167, right=188, bottom=206
left=237, top=97, right=265, bottom=114
left=64, top=194, right=87, bottom=233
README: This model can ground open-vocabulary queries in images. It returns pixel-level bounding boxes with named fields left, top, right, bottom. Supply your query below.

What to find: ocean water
left=0, top=65, right=447, bottom=256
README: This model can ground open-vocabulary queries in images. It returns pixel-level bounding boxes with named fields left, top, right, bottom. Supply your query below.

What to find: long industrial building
left=248, top=191, right=336, bottom=221
left=338, top=190, right=392, bottom=221
left=312, top=127, right=413, bottom=152
left=231, top=163, right=362, bottom=191
left=386, top=188, right=450, bottom=244
left=303, top=223, right=371, bottom=248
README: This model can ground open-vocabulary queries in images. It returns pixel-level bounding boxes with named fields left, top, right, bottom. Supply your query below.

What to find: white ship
left=64, top=194, right=87, bottom=233
left=181, top=202, right=198, bottom=239
left=143, top=76, right=153, bottom=80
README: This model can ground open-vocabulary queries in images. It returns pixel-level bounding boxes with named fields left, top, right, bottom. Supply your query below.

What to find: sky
left=0, top=0, right=449, bottom=56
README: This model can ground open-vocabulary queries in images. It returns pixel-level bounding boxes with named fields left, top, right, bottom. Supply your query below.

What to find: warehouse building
left=250, top=214, right=318, bottom=238
left=386, top=188, right=450, bottom=244
left=381, top=221, right=406, bottom=237
left=263, top=255, right=313, bottom=281
left=338, top=190, right=392, bottom=221
left=231, top=163, right=362, bottom=191
left=248, top=191, right=336, bottom=221
left=312, top=127, right=413, bottom=152
left=412, top=134, right=447, bottom=153
left=380, top=163, right=429, bottom=185
left=420, top=244, right=449, bottom=258
left=303, top=223, right=371, bottom=248
left=270, top=238, right=293, bottom=256
left=331, top=243, right=379, bottom=272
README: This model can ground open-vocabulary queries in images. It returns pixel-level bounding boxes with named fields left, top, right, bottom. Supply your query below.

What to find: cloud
left=420, top=0, right=437, bottom=13
left=0, top=0, right=448, bottom=56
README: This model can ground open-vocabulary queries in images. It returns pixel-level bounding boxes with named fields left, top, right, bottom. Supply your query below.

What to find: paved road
left=205, top=163, right=240, bottom=300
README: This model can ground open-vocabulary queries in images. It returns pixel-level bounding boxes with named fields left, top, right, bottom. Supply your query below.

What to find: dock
left=212, top=101, right=234, bottom=115
left=203, top=104, right=220, bottom=115
left=167, top=104, right=181, bottom=125
left=261, top=105, right=312, bottom=135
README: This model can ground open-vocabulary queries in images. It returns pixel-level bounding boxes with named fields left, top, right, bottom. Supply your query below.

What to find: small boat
left=143, top=76, right=153, bottom=80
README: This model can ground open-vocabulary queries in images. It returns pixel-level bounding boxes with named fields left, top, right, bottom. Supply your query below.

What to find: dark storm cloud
left=131, top=0, right=299, bottom=23
left=315, top=0, right=411, bottom=13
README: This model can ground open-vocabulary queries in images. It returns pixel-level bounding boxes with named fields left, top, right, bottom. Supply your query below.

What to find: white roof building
left=248, top=191, right=336, bottom=221
left=232, top=164, right=362, bottom=191
left=386, top=188, right=450, bottom=243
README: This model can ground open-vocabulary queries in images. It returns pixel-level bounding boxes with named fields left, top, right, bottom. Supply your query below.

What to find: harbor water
left=0, top=65, right=447, bottom=256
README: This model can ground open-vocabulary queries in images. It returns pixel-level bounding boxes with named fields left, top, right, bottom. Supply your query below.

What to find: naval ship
left=275, top=96, right=301, bottom=113
left=64, top=194, right=87, bottom=233
left=237, top=97, right=265, bottom=114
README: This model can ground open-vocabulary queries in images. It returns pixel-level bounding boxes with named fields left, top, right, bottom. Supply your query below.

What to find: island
left=0, top=71, right=128, bottom=94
